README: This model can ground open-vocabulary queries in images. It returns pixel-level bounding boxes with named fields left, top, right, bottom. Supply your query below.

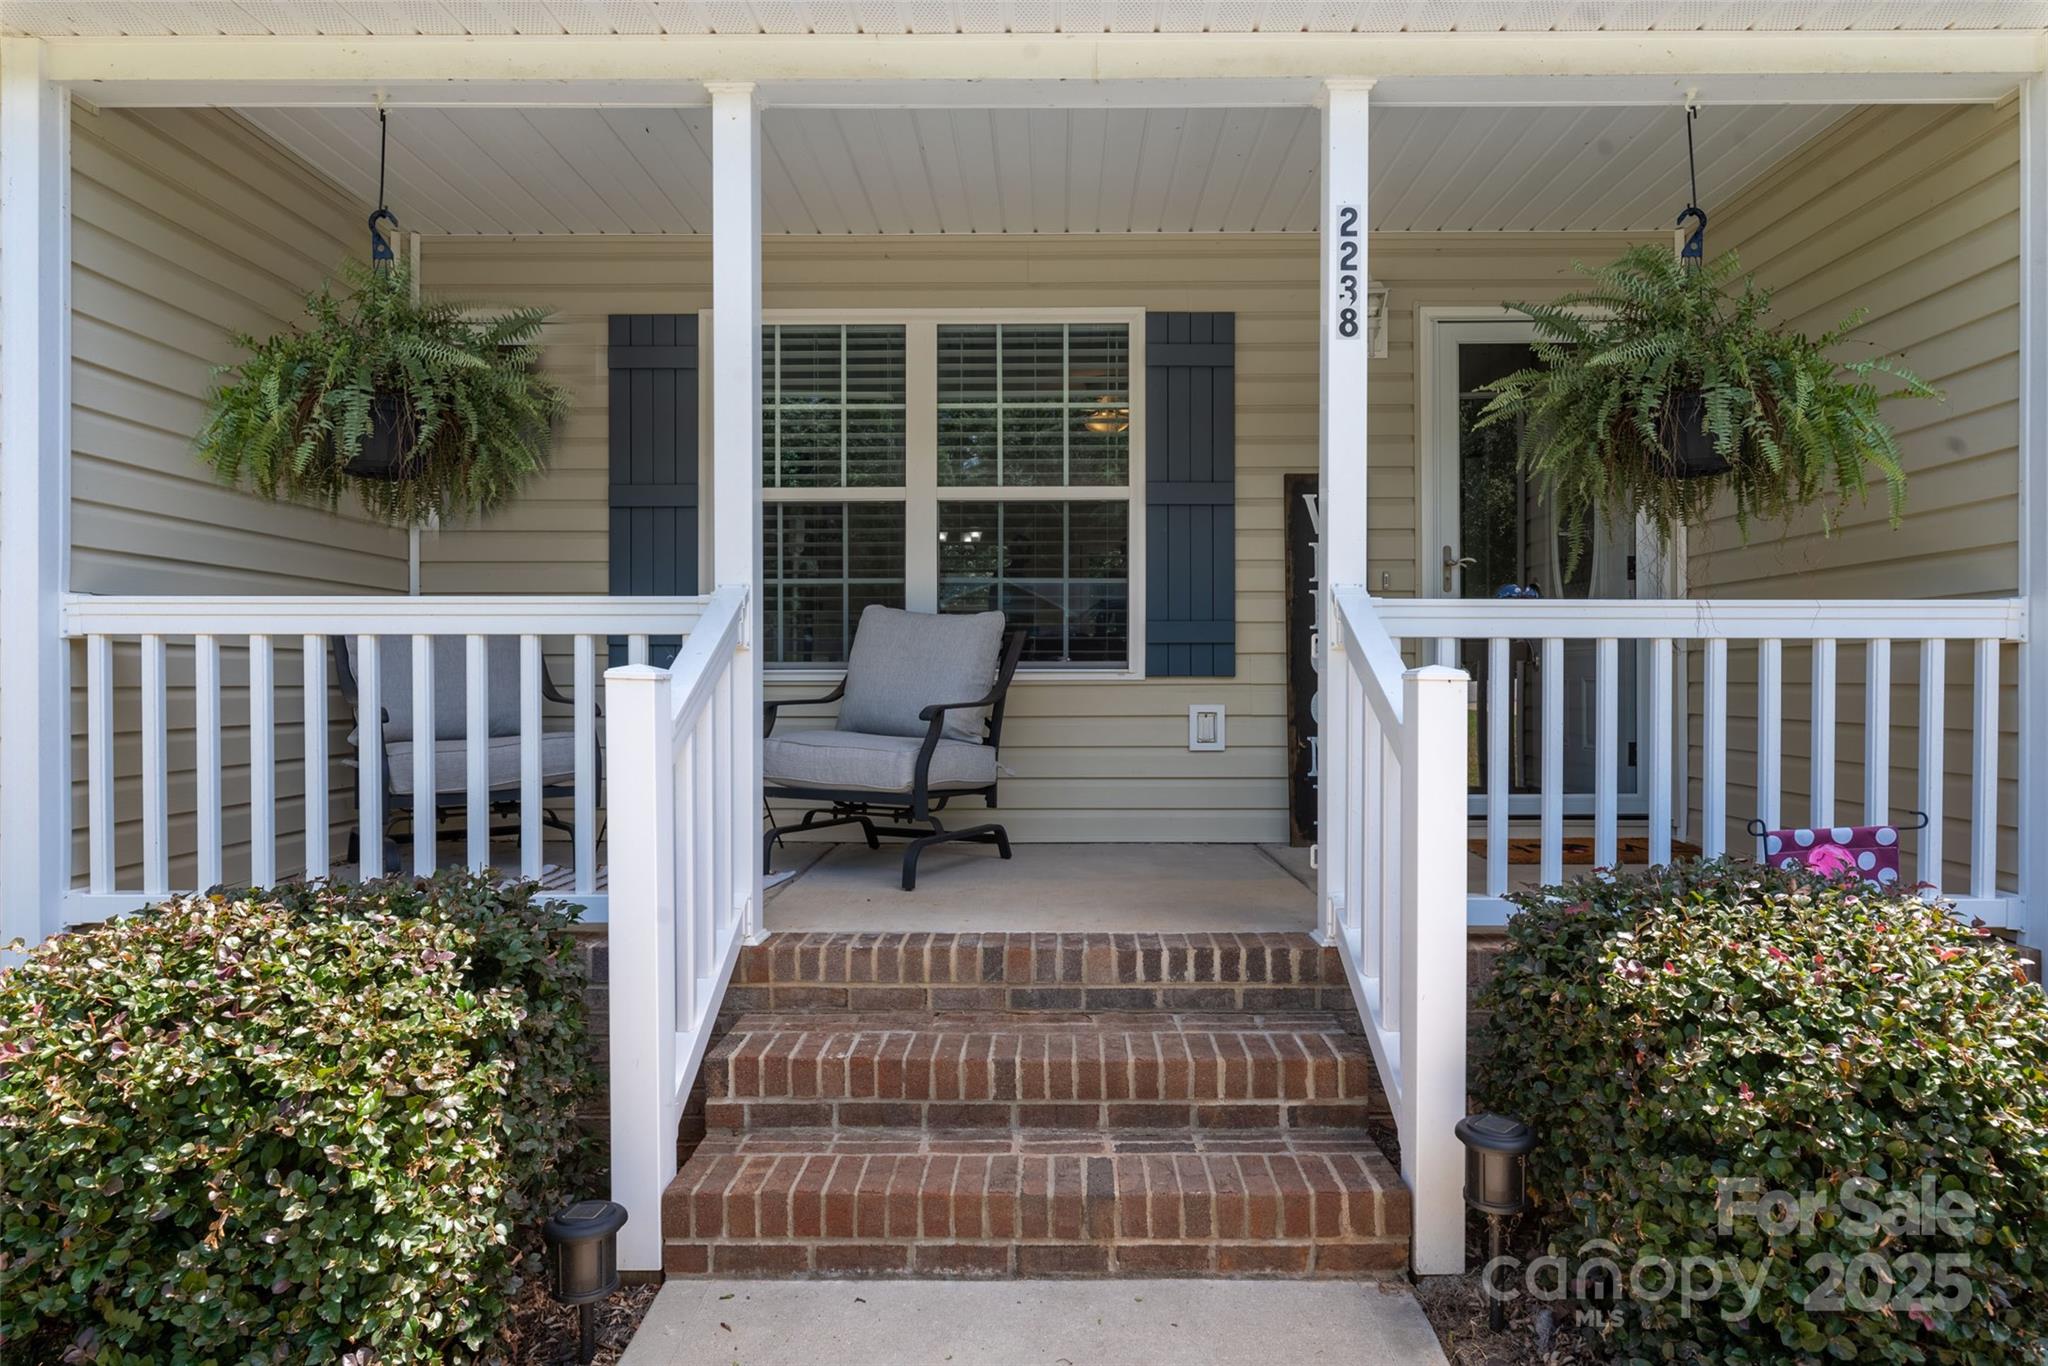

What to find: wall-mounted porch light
left=1364, top=281, right=1390, bottom=359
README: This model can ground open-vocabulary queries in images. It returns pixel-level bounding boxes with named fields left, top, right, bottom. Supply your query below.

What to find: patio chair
left=331, top=635, right=599, bottom=867
left=763, top=605, right=1026, bottom=891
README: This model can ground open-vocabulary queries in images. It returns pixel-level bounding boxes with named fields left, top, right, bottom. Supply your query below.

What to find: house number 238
left=1333, top=204, right=1362, bottom=341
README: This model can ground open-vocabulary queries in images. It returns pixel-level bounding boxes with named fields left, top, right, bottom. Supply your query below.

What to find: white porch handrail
left=1325, top=586, right=1469, bottom=1276
left=59, top=592, right=707, bottom=922
left=604, top=583, right=752, bottom=1273
left=1372, top=596, right=2027, bottom=927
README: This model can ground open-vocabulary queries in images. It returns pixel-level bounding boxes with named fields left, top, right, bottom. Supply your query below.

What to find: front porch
left=4, top=20, right=2046, bottom=1288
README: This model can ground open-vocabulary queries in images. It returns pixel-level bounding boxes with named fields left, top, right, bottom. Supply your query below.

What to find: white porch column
left=1316, top=79, right=1372, bottom=945
left=2020, top=66, right=2047, bottom=953
left=0, top=39, right=71, bottom=954
left=708, top=81, right=766, bottom=943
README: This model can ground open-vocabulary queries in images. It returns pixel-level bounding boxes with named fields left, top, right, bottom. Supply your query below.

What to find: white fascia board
left=42, top=31, right=2048, bottom=104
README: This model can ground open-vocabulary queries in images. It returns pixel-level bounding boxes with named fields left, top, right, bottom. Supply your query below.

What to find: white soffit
left=8, top=2, right=2048, bottom=36
left=243, top=100, right=1848, bottom=234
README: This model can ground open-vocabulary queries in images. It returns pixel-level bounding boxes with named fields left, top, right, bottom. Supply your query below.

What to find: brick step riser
left=706, top=1099, right=1383, bottom=1132
left=732, top=934, right=1352, bottom=1019
left=663, top=1150, right=1407, bottom=1280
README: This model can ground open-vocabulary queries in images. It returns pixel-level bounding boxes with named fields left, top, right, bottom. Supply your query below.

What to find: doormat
left=1475, top=836, right=1703, bottom=865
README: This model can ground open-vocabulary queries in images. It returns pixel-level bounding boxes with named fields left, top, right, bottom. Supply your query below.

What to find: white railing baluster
left=303, top=634, right=329, bottom=879
left=1865, top=639, right=1891, bottom=825
left=87, top=635, right=115, bottom=895
left=140, top=634, right=168, bottom=897
left=249, top=635, right=275, bottom=888
left=195, top=633, right=222, bottom=890
left=1348, top=680, right=1369, bottom=973
left=1971, top=639, right=2000, bottom=900
left=1758, top=638, right=1783, bottom=850
left=1321, top=645, right=1351, bottom=944
left=1486, top=637, right=1508, bottom=897
left=358, top=634, right=383, bottom=880
left=1703, top=638, right=1728, bottom=859
left=712, top=666, right=734, bottom=969
left=1812, top=637, right=1837, bottom=830
left=412, top=634, right=437, bottom=877
left=1539, top=637, right=1563, bottom=887
left=1919, top=640, right=1946, bottom=890
left=1379, top=725, right=1401, bottom=1007
left=574, top=635, right=597, bottom=894
left=676, top=731, right=699, bottom=1022
left=1594, top=636, right=1618, bottom=869
left=466, top=633, right=490, bottom=872
left=1673, top=642, right=1691, bottom=844
left=519, top=635, right=542, bottom=880
left=1648, top=638, right=1673, bottom=868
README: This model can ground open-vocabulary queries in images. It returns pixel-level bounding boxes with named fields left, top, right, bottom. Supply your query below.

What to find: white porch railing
left=1372, top=597, right=2028, bottom=929
left=1323, top=587, right=1470, bottom=1276
left=59, top=593, right=708, bottom=923
left=603, top=583, right=754, bottom=1273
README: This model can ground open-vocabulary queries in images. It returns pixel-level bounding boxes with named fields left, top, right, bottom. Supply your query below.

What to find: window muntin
left=762, top=324, right=906, bottom=489
left=762, top=502, right=906, bottom=665
left=937, top=323, right=1130, bottom=488
left=759, top=316, right=1138, bottom=673
left=938, top=500, right=1130, bottom=667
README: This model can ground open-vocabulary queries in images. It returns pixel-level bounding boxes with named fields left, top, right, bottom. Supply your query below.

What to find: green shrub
left=1476, top=861, right=2048, bottom=1365
left=0, top=873, right=594, bottom=1364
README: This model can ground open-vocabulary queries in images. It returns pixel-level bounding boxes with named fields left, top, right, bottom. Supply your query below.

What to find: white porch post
left=1317, top=79, right=1372, bottom=949
left=708, top=81, right=765, bottom=943
left=0, top=39, right=72, bottom=954
left=2020, top=65, right=2047, bottom=953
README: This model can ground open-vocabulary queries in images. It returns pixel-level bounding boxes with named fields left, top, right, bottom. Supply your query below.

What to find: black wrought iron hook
left=368, top=106, right=398, bottom=264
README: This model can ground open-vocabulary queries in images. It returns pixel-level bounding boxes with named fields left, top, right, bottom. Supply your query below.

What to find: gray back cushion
left=344, top=635, right=524, bottom=741
left=837, top=606, right=1006, bottom=742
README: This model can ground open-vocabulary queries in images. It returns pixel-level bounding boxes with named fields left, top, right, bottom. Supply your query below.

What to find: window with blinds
left=759, top=316, right=1139, bottom=673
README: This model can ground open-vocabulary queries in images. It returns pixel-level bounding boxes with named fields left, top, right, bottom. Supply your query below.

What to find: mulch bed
left=495, top=1275, right=659, bottom=1365
left=1413, top=1215, right=1602, bottom=1366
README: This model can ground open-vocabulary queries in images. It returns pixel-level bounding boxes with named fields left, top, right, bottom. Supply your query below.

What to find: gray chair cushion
left=764, top=729, right=997, bottom=795
left=836, top=605, right=1006, bottom=742
left=340, top=635, right=524, bottom=743
left=382, top=730, right=577, bottom=797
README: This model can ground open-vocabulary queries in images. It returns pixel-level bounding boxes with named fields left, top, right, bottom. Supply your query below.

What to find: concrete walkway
left=617, top=1279, right=1448, bottom=1366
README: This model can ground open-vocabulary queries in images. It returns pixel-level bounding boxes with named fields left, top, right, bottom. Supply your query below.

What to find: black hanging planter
left=1659, top=387, right=1730, bottom=480
left=338, top=391, right=419, bottom=481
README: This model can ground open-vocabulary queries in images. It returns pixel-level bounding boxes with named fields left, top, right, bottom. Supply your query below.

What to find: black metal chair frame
left=330, top=636, right=602, bottom=867
left=763, top=627, right=1027, bottom=891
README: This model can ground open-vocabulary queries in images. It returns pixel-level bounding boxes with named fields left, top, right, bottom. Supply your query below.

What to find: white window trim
left=709, top=306, right=1149, bottom=682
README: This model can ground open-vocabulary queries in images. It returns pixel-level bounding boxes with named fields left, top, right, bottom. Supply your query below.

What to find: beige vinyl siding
left=1688, top=102, right=2021, bottom=888
left=423, top=232, right=1632, bottom=841
left=62, top=106, right=400, bottom=889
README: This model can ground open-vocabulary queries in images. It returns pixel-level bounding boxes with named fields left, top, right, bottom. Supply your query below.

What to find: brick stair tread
left=708, top=1011, right=1374, bottom=1088
left=661, top=1127, right=1408, bottom=1279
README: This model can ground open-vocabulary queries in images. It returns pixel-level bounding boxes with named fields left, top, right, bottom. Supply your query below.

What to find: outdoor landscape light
left=1456, top=1113, right=1536, bottom=1331
left=543, top=1199, right=629, bottom=1364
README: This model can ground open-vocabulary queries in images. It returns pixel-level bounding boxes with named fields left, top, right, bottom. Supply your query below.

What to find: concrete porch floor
left=763, top=842, right=1317, bottom=933
left=617, top=1279, right=1448, bottom=1366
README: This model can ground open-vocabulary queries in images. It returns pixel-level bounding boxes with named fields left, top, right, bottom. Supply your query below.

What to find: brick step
left=726, top=932, right=1353, bottom=1018
left=702, top=1012, right=1387, bottom=1133
left=661, top=1127, right=1408, bottom=1279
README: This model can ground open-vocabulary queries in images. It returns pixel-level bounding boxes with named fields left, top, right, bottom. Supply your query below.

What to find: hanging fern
left=1474, top=244, right=1936, bottom=572
left=195, top=260, right=567, bottom=527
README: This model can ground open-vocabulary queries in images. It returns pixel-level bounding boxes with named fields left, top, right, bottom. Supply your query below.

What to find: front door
left=1428, top=318, right=1649, bottom=817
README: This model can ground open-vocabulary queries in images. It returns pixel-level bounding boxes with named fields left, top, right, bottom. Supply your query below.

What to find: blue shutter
left=608, top=314, right=699, bottom=667
left=1145, top=312, right=1236, bottom=677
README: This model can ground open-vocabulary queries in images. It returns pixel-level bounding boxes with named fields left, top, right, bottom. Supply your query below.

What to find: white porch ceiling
left=244, top=100, right=1847, bottom=234
left=9, top=2, right=2047, bottom=36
